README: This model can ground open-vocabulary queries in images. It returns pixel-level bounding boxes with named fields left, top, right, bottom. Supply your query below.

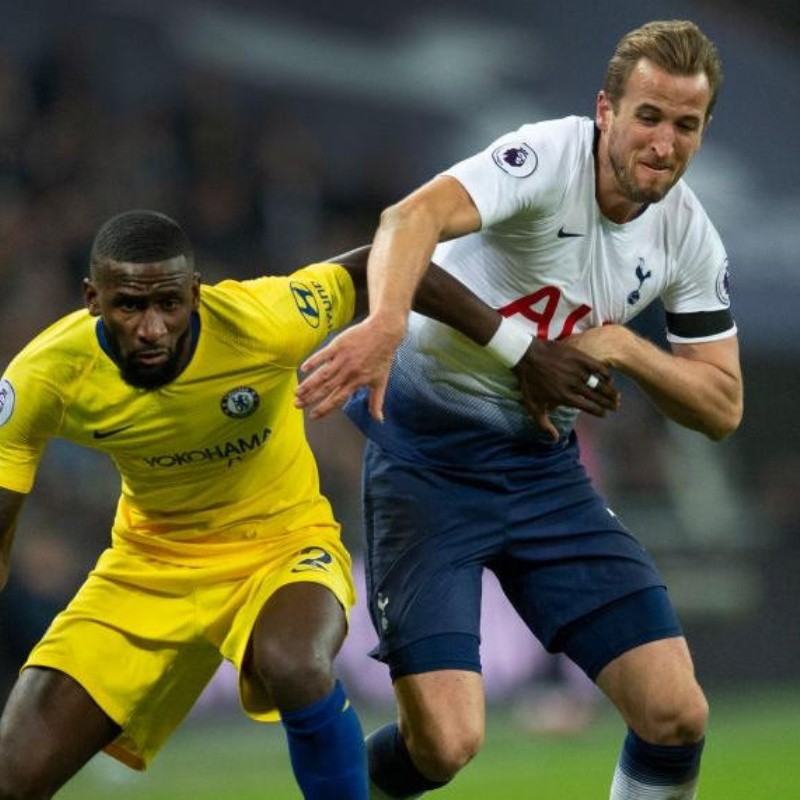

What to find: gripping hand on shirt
left=512, top=338, right=621, bottom=440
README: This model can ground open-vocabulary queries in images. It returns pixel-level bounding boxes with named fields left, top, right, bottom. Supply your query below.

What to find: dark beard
left=107, top=327, right=191, bottom=390
left=118, top=351, right=184, bottom=389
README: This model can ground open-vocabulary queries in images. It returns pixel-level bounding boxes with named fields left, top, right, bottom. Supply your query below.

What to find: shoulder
left=201, top=263, right=354, bottom=348
left=480, top=116, right=594, bottom=199
left=206, top=263, right=351, bottom=309
left=7, top=310, right=97, bottom=383
left=1, top=310, right=96, bottom=430
left=510, top=115, right=593, bottom=166
left=516, top=115, right=592, bottom=144
left=444, top=116, right=593, bottom=224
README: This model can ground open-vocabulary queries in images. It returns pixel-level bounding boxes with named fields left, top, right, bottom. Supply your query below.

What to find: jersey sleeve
left=0, top=361, right=64, bottom=493
left=660, top=196, right=737, bottom=344
left=238, top=262, right=357, bottom=367
left=441, top=117, right=583, bottom=228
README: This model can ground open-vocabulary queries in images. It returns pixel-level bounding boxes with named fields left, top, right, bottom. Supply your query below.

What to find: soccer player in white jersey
left=297, top=20, right=743, bottom=800
left=0, top=210, right=612, bottom=798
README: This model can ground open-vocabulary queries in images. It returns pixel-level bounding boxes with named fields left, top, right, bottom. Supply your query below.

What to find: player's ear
left=596, top=90, right=611, bottom=131
left=83, top=278, right=101, bottom=316
left=191, top=273, right=202, bottom=309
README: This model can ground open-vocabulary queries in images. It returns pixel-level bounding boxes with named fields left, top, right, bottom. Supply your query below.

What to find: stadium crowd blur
left=1, top=2, right=798, bottom=715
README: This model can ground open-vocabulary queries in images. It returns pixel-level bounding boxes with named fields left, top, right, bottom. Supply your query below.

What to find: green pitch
left=58, top=685, right=800, bottom=799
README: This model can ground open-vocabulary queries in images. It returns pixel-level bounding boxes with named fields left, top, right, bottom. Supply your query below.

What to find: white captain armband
left=484, top=316, right=533, bottom=367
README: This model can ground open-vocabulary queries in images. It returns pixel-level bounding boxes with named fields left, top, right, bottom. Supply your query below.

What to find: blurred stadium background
left=0, top=0, right=798, bottom=797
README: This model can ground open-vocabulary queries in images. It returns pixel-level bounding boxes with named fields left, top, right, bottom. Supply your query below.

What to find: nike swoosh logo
left=557, top=226, right=584, bottom=238
left=93, top=425, right=133, bottom=440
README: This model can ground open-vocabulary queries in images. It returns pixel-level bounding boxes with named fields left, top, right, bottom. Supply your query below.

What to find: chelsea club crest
left=220, top=386, right=260, bottom=418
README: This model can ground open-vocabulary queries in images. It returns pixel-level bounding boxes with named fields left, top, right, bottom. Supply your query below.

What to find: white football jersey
left=352, top=116, right=736, bottom=456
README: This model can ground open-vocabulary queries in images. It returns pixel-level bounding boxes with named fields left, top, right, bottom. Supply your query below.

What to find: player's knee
left=250, top=635, right=334, bottom=705
left=406, top=724, right=483, bottom=782
left=638, top=684, right=709, bottom=745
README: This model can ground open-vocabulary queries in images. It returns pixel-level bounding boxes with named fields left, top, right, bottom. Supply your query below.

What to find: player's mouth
left=133, top=349, right=170, bottom=366
left=639, top=160, right=673, bottom=177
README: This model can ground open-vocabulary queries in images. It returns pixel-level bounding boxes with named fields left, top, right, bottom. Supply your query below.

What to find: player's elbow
left=704, top=400, right=743, bottom=441
left=379, top=198, right=425, bottom=233
left=378, top=192, right=443, bottom=240
left=377, top=200, right=412, bottom=236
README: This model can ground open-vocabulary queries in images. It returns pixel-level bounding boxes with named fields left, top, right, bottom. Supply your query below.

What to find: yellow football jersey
left=0, top=262, right=356, bottom=561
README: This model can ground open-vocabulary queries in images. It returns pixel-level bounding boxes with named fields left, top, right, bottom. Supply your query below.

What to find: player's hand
left=295, top=316, right=405, bottom=421
left=513, top=338, right=620, bottom=439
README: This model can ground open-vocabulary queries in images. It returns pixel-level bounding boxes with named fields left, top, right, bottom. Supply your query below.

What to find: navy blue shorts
left=362, top=436, right=682, bottom=682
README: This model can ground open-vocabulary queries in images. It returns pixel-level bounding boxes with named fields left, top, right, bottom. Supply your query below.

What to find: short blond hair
left=604, top=20, right=723, bottom=119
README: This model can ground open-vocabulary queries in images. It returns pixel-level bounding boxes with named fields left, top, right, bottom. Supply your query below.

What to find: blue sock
left=611, top=728, right=705, bottom=799
left=281, top=681, right=367, bottom=800
left=367, top=723, right=449, bottom=798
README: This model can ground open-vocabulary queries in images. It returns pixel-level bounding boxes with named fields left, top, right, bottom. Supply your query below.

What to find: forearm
left=367, top=202, right=442, bottom=336
left=612, top=330, right=743, bottom=440
left=413, top=266, right=501, bottom=346
left=368, top=175, right=482, bottom=338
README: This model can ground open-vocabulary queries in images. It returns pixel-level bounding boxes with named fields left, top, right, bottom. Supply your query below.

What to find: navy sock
left=367, top=723, right=449, bottom=798
left=619, top=728, right=705, bottom=785
left=281, top=681, right=367, bottom=799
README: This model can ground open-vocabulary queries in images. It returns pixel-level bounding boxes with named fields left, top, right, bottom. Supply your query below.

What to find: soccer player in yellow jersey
left=0, top=208, right=384, bottom=800
left=0, top=209, right=614, bottom=799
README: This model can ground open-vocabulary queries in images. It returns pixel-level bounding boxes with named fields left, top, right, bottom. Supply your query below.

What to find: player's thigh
left=251, top=581, right=348, bottom=662
left=362, top=442, right=499, bottom=665
left=245, top=581, right=348, bottom=710
left=595, top=636, right=708, bottom=742
left=223, top=528, right=355, bottom=717
left=394, top=669, right=485, bottom=756
left=0, top=667, right=119, bottom=794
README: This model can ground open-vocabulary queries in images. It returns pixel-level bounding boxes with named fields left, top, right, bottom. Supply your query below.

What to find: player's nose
left=650, top=123, right=675, bottom=160
left=137, top=307, right=168, bottom=341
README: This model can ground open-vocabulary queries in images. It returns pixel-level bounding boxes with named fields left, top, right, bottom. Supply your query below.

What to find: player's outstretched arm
left=297, top=176, right=482, bottom=421
left=0, top=487, right=26, bottom=591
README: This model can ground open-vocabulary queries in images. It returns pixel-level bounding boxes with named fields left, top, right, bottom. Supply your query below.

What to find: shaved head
left=90, top=210, right=194, bottom=282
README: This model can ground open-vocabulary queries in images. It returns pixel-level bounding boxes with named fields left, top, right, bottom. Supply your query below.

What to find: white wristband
left=484, top=317, right=533, bottom=367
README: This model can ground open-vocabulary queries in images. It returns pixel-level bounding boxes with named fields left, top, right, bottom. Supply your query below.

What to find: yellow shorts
left=23, top=525, right=355, bottom=771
